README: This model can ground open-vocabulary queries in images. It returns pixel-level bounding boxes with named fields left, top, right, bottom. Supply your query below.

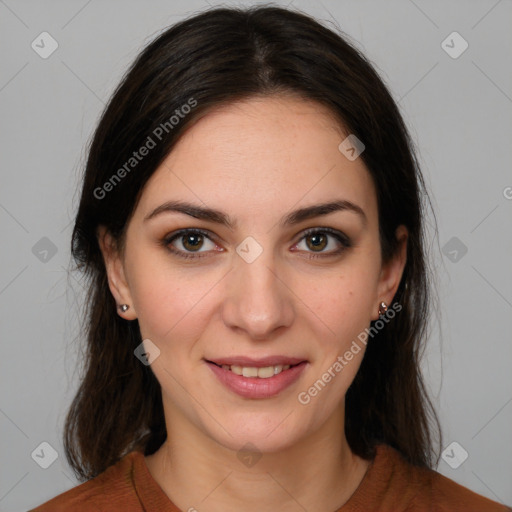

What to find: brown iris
left=182, top=233, right=204, bottom=251
left=305, top=233, right=328, bottom=252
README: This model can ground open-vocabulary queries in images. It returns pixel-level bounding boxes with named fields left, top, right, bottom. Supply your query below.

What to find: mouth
left=206, top=360, right=305, bottom=379
left=205, top=358, right=308, bottom=399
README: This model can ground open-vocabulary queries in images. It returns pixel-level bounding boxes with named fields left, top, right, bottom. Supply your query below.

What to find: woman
left=30, top=5, right=510, bottom=511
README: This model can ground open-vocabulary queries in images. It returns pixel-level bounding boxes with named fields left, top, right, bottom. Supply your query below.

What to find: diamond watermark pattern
left=236, top=236, right=263, bottom=264
left=31, top=441, right=59, bottom=469
left=31, top=32, right=59, bottom=59
left=32, top=237, right=58, bottom=263
left=441, top=441, right=468, bottom=469
left=134, top=339, right=161, bottom=365
left=237, top=442, right=262, bottom=468
left=338, top=134, right=365, bottom=161
left=442, top=236, right=468, bottom=263
left=441, top=31, right=468, bottom=59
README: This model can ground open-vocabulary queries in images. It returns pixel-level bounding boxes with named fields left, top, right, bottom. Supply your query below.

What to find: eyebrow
left=143, top=199, right=367, bottom=228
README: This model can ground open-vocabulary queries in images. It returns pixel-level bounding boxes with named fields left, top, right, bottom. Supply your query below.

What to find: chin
left=203, top=412, right=311, bottom=455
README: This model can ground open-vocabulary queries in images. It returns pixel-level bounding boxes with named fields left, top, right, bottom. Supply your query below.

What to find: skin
left=99, top=95, right=407, bottom=512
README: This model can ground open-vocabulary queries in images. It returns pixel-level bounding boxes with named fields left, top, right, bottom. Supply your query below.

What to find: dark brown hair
left=66, top=4, right=441, bottom=481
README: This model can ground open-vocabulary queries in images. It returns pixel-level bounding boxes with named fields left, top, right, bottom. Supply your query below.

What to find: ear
left=372, top=225, right=408, bottom=321
left=97, top=226, right=137, bottom=320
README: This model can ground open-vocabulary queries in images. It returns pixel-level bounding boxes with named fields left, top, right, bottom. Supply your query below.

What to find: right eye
left=164, top=229, right=222, bottom=259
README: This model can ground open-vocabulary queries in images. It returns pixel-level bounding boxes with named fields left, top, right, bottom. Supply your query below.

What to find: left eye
left=293, top=229, right=348, bottom=255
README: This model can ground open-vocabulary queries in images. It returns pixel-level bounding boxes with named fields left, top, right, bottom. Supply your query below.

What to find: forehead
left=135, top=95, right=377, bottom=226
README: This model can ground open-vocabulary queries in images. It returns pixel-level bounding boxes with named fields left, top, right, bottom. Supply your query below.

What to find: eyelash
left=162, top=227, right=351, bottom=260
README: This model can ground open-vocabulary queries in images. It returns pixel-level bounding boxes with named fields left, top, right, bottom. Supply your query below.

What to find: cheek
left=125, top=250, right=220, bottom=341
left=293, top=265, right=378, bottom=342
left=297, top=273, right=377, bottom=406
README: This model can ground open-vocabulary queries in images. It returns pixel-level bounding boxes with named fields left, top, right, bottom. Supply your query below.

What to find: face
left=100, top=95, right=406, bottom=454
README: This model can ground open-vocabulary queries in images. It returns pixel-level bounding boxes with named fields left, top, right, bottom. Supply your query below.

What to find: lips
left=206, top=356, right=307, bottom=367
left=206, top=359, right=308, bottom=398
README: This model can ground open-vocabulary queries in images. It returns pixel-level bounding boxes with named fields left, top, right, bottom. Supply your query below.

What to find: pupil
left=184, top=234, right=202, bottom=250
left=308, top=234, right=326, bottom=251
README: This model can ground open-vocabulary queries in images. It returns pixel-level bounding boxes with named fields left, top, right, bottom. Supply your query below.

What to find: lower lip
left=206, top=361, right=308, bottom=399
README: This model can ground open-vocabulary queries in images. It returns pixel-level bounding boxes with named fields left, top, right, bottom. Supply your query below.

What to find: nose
left=221, top=249, right=295, bottom=341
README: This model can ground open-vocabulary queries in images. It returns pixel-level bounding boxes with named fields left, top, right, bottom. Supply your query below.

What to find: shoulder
left=376, top=444, right=510, bottom=512
left=427, top=468, right=510, bottom=511
left=28, top=451, right=143, bottom=512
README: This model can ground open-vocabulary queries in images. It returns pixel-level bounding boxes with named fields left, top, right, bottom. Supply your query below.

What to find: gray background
left=1, top=0, right=511, bottom=510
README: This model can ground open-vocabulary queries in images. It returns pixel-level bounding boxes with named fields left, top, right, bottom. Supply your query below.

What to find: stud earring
left=378, top=301, right=388, bottom=316
left=119, top=304, right=130, bottom=313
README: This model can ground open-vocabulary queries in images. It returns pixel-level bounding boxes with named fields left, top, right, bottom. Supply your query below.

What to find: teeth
left=221, top=363, right=292, bottom=378
left=231, top=365, right=243, bottom=375
left=242, top=366, right=258, bottom=378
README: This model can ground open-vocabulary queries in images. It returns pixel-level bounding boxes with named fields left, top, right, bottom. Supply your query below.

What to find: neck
left=145, top=404, right=371, bottom=512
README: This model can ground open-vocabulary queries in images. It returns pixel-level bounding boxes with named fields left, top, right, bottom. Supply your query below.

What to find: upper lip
left=206, top=356, right=307, bottom=368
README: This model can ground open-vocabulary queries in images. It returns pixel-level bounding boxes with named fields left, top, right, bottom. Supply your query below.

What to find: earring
left=119, top=304, right=130, bottom=313
left=378, top=301, right=388, bottom=316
